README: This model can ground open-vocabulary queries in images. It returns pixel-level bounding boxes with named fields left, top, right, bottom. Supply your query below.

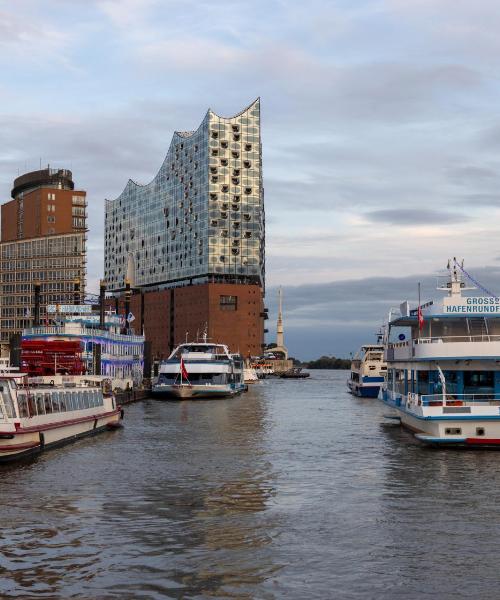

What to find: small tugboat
left=0, top=374, right=122, bottom=463
left=382, top=258, right=500, bottom=447
left=279, top=367, right=310, bottom=379
left=152, top=342, right=246, bottom=399
left=348, top=344, right=386, bottom=398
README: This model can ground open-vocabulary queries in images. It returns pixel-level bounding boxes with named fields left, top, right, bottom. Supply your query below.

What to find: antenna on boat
left=438, top=258, right=475, bottom=296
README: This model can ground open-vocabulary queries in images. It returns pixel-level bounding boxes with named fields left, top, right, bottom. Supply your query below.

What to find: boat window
left=27, top=394, right=36, bottom=418
left=0, top=383, right=16, bottom=419
left=65, top=391, right=73, bottom=411
left=17, top=393, right=29, bottom=418
left=72, top=391, right=79, bottom=410
left=36, top=394, right=45, bottom=415
left=445, top=428, right=462, bottom=435
left=51, top=393, right=60, bottom=413
left=476, top=427, right=485, bottom=436
left=59, top=392, right=67, bottom=412
left=44, top=393, right=53, bottom=414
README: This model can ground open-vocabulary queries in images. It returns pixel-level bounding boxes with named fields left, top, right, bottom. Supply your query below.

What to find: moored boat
left=348, top=344, right=386, bottom=398
left=279, top=367, right=310, bottom=379
left=382, top=258, right=500, bottom=447
left=0, top=374, right=122, bottom=463
left=152, top=343, right=246, bottom=399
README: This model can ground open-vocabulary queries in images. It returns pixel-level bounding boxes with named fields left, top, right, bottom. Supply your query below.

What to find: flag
left=418, top=305, right=424, bottom=331
left=180, top=357, right=189, bottom=381
left=127, top=312, right=135, bottom=323
left=437, top=364, right=446, bottom=394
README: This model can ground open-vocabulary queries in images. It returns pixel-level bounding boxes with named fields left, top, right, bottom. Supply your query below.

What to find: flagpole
left=418, top=282, right=421, bottom=341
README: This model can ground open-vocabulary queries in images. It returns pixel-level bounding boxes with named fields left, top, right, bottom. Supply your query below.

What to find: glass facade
left=104, top=99, right=264, bottom=291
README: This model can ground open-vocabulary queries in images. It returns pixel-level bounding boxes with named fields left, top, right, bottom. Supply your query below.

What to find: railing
left=24, top=326, right=144, bottom=343
left=416, top=335, right=499, bottom=343
left=420, top=393, right=500, bottom=407
left=388, top=335, right=500, bottom=349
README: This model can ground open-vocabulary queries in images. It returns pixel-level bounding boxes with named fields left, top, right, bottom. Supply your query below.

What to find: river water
left=1, top=370, right=500, bottom=599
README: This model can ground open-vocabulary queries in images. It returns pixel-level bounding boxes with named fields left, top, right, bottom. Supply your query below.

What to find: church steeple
left=275, top=286, right=288, bottom=359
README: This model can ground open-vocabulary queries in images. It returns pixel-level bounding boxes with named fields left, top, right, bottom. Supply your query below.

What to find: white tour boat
left=0, top=374, right=122, bottom=462
left=152, top=343, right=246, bottom=399
left=382, top=258, right=500, bottom=447
left=348, top=344, right=386, bottom=398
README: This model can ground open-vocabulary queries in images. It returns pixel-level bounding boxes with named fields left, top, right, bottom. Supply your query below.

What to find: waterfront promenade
left=0, top=372, right=498, bottom=599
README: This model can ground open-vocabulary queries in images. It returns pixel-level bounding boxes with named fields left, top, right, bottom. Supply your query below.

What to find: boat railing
left=24, top=326, right=144, bottom=343
left=389, top=335, right=500, bottom=348
left=416, top=335, right=498, bottom=343
left=419, top=393, right=500, bottom=407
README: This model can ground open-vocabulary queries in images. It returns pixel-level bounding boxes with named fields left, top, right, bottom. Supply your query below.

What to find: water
left=1, top=371, right=500, bottom=599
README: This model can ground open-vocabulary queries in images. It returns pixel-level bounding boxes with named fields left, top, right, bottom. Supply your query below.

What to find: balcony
left=388, top=335, right=500, bottom=361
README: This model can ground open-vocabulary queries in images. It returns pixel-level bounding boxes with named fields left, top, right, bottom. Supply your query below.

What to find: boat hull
left=348, top=378, right=383, bottom=398
left=0, top=408, right=123, bottom=463
left=381, top=391, right=500, bottom=448
left=152, top=384, right=240, bottom=400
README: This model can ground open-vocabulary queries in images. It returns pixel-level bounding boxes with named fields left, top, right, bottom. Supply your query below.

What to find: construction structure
left=0, top=167, right=87, bottom=353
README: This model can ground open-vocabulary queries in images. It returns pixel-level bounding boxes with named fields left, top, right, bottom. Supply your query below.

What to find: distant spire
left=276, top=286, right=285, bottom=350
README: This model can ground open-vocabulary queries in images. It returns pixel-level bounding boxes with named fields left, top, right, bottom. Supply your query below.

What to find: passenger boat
left=0, top=374, right=122, bottom=463
left=22, top=304, right=144, bottom=390
left=152, top=343, right=246, bottom=399
left=348, top=344, right=386, bottom=398
left=382, top=258, right=500, bottom=447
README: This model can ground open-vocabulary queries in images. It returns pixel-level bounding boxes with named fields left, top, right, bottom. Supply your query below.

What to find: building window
left=220, top=295, right=237, bottom=311
left=47, top=216, right=55, bottom=223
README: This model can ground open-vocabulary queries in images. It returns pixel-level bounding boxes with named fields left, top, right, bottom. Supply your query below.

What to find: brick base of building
left=108, top=282, right=265, bottom=362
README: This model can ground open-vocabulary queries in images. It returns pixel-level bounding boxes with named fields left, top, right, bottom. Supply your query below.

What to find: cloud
left=0, top=8, right=71, bottom=65
left=1, top=0, right=500, bottom=356
left=365, top=208, right=470, bottom=226
left=266, top=264, right=500, bottom=358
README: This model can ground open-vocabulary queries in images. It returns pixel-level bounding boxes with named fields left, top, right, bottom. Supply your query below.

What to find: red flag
left=418, top=305, right=424, bottom=331
left=180, top=357, right=189, bottom=381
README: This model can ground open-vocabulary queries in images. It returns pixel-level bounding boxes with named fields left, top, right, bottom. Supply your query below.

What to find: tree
left=305, top=356, right=350, bottom=370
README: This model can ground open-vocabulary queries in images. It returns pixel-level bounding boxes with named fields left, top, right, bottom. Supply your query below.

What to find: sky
left=1, top=0, right=500, bottom=359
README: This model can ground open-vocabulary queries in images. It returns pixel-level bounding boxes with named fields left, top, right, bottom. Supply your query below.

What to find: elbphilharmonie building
left=104, top=99, right=266, bottom=358
left=105, top=98, right=264, bottom=291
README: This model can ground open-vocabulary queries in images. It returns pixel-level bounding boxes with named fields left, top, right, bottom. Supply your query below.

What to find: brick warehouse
left=109, top=282, right=264, bottom=361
